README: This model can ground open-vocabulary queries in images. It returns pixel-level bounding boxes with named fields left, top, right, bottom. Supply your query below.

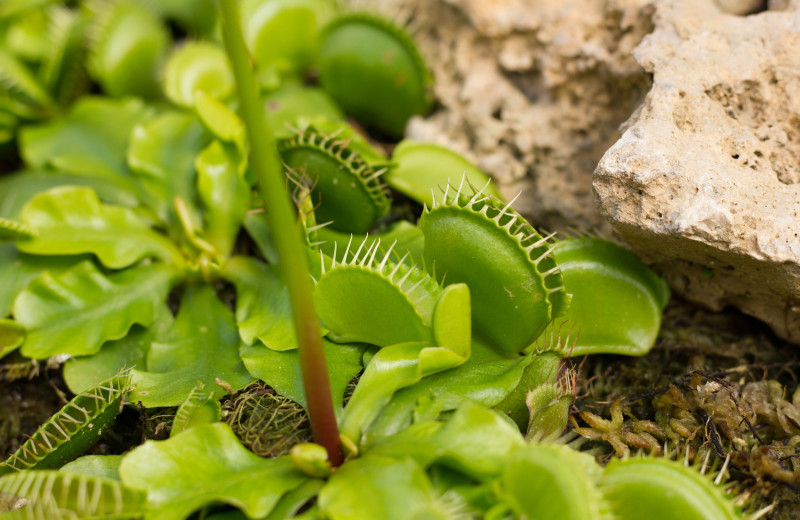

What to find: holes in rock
left=732, top=154, right=740, bottom=159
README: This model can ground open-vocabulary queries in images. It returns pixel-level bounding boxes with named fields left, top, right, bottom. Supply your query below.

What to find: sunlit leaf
left=20, top=96, right=153, bottom=181
left=240, top=338, right=364, bottom=411
left=63, top=304, right=174, bottom=395
left=318, top=454, right=437, bottom=520
left=0, top=319, right=25, bottom=359
left=222, top=256, right=296, bottom=351
left=197, top=140, right=249, bottom=256
left=14, top=260, right=179, bottom=359
left=60, top=455, right=124, bottom=481
left=131, top=284, right=253, bottom=407
left=17, top=186, right=184, bottom=268
left=0, top=170, right=140, bottom=220
left=119, top=423, right=308, bottom=520
left=127, top=111, right=208, bottom=231
left=0, top=243, right=83, bottom=317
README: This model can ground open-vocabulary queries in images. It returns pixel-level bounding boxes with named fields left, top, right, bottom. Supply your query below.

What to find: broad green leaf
left=369, top=402, right=524, bottom=481
left=14, top=261, right=178, bottom=359
left=197, top=140, right=250, bottom=256
left=388, top=140, right=502, bottom=207
left=127, top=111, right=208, bottom=230
left=222, top=256, right=296, bottom=350
left=20, top=96, right=153, bottom=181
left=0, top=243, right=83, bottom=317
left=0, top=319, right=25, bottom=359
left=339, top=340, right=468, bottom=446
left=131, top=284, right=253, bottom=407
left=63, top=304, right=174, bottom=395
left=363, top=348, right=534, bottom=444
left=552, top=237, right=670, bottom=356
left=119, top=423, right=308, bottom=520
left=240, top=338, right=365, bottom=411
left=60, top=455, right=124, bottom=481
left=0, top=170, right=140, bottom=220
left=318, top=454, right=437, bottom=520
left=0, top=470, right=144, bottom=519
left=17, top=186, right=184, bottom=268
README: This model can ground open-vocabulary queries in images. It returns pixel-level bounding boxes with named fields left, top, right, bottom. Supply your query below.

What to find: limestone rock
left=346, top=0, right=657, bottom=231
left=594, top=0, right=800, bottom=343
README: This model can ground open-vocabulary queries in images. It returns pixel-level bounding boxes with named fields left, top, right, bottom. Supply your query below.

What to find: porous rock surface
left=346, top=0, right=658, bottom=231
left=594, top=0, right=800, bottom=343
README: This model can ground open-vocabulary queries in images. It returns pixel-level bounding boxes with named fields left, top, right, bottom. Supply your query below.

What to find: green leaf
left=222, top=256, right=297, bottom=351
left=369, top=402, right=524, bottom=481
left=0, top=48, right=54, bottom=119
left=127, top=111, right=208, bottom=230
left=0, top=217, right=35, bottom=240
left=364, top=348, right=535, bottom=444
left=20, top=96, right=153, bottom=181
left=240, top=338, right=364, bottom=411
left=131, top=284, right=253, bottom=407
left=0, top=243, right=83, bottom=317
left=119, top=423, right=308, bottom=520
left=242, top=211, right=279, bottom=264
left=388, top=140, right=503, bottom=207
left=197, top=140, right=250, bottom=256
left=63, top=304, right=174, bottom=395
left=318, top=454, right=437, bottom=520
left=263, top=83, right=343, bottom=138
left=14, top=260, right=178, bottom=359
left=0, top=170, right=141, bottom=220
left=60, top=455, right=124, bottom=481
left=552, top=237, right=670, bottom=356
left=17, top=186, right=184, bottom=268
left=0, top=319, right=25, bottom=359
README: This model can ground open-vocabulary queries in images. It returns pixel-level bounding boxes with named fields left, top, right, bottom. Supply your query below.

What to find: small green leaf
left=14, top=260, right=178, bottom=359
left=552, top=237, right=670, bottom=356
left=127, top=111, right=208, bottom=231
left=318, top=454, right=437, bottom=520
left=195, top=90, right=245, bottom=146
left=0, top=170, right=141, bottom=220
left=131, top=284, right=253, bottom=407
left=0, top=243, right=82, bottom=317
left=119, top=423, right=308, bottom=520
left=163, top=41, right=234, bottom=108
left=63, top=305, right=174, bottom=395
left=240, top=338, right=364, bottom=411
left=222, top=256, right=297, bottom=350
left=364, top=351, right=533, bottom=444
left=197, top=140, right=250, bottom=256
left=18, top=186, right=184, bottom=268
left=0, top=319, right=25, bottom=359
left=20, top=96, right=153, bottom=181
left=388, top=140, right=503, bottom=207
left=0, top=48, right=54, bottom=119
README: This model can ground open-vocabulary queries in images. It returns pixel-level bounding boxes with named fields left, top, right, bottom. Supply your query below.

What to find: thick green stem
left=218, top=0, right=343, bottom=466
